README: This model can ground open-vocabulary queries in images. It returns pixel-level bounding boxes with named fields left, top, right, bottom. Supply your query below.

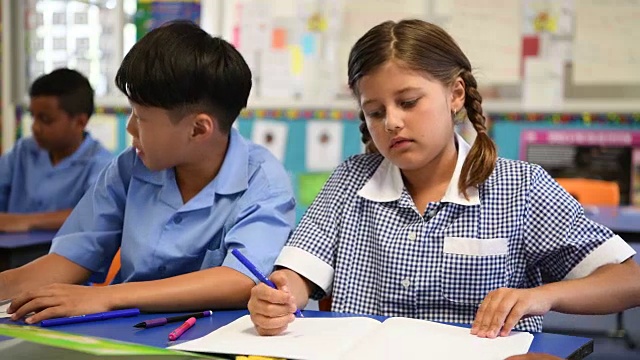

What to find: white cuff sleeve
left=565, top=235, right=636, bottom=280
left=275, top=246, right=335, bottom=295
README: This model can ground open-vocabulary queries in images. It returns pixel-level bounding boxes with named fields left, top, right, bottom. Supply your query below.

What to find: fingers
left=471, top=292, right=495, bottom=335
left=251, top=312, right=295, bottom=336
left=270, top=271, right=289, bottom=292
left=248, top=293, right=295, bottom=337
left=501, top=302, right=527, bottom=337
left=473, top=288, right=531, bottom=338
left=10, top=296, right=59, bottom=322
left=486, top=295, right=518, bottom=338
left=251, top=283, right=292, bottom=306
left=473, top=289, right=513, bottom=338
left=248, top=283, right=295, bottom=317
left=248, top=282, right=297, bottom=337
left=8, top=287, right=54, bottom=315
left=24, top=306, right=68, bottom=324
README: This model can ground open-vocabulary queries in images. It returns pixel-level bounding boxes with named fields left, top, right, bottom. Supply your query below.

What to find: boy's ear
left=72, top=113, right=89, bottom=130
left=191, top=113, right=215, bottom=139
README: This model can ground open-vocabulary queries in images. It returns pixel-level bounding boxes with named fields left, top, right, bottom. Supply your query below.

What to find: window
left=23, top=0, right=136, bottom=98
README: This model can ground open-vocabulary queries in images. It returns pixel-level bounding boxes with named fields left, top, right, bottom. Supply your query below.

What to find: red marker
left=168, top=317, right=196, bottom=341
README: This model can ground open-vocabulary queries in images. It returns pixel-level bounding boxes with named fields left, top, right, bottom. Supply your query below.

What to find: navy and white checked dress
left=276, top=135, right=635, bottom=332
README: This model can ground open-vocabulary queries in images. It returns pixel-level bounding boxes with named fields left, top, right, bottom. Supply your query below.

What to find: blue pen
left=40, top=308, right=140, bottom=327
left=231, top=249, right=303, bottom=317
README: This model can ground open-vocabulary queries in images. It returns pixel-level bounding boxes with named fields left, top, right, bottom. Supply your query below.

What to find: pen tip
left=133, top=323, right=145, bottom=328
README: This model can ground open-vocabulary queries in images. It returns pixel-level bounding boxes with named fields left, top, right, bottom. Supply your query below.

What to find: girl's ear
left=450, top=77, right=465, bottom=113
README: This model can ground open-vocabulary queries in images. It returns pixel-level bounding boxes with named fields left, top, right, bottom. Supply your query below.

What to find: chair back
left=92, top=249, right=121, bottom=287
left=555, top=178, right=620, bottom=206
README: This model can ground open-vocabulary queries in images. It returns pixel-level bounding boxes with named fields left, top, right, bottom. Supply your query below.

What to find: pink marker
left=168, top=317, right=196, bottom=341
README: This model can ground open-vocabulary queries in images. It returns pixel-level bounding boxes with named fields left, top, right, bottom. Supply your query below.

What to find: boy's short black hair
left=115, top=21, right=252, bottom=134
left=29, top=68, right=95, bottom=118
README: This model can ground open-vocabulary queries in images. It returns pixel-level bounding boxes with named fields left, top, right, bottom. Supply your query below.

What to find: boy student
left=248, top=19, right=640, bottom=338
left=1, top=21, right=296, bottom=323
left=0, top=68, right=112, bottom=232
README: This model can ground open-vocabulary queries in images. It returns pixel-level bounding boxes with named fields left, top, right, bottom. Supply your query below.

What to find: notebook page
left=169, top=315, right=381, bottom=360
left=342, top=317, right=534, bottom=360
left=0, top=300, right=11, bottom=319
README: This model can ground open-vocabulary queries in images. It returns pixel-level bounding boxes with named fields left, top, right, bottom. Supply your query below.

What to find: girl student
left=247, top=19, right=640, bottom=339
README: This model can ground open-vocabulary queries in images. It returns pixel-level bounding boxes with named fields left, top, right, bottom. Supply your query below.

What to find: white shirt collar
left=357, top=133, right=480, bottom=206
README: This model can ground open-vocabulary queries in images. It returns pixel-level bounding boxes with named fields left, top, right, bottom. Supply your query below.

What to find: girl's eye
left=366, top=110, right=384, bottom=119
left=400, top=98, right=418, bottom=108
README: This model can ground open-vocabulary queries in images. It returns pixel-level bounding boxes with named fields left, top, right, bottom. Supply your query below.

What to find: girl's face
left=358, top=60, right=464, bottom=172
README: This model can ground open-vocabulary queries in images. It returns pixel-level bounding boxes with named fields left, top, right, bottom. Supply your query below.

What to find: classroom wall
left=3, top=0, right=639, bottom=215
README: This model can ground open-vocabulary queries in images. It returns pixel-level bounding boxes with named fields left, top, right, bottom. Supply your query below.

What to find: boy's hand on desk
left=247, top=270, right=297, bottom=336
left=8, top=284, right=111, bottom=324
left=471, top=287, right=552, bottom=338
left=0, top=213, right=32, bottom=232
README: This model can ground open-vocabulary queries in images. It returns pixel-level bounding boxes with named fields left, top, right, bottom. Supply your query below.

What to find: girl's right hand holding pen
left=248, top=270, right=300, bottom=336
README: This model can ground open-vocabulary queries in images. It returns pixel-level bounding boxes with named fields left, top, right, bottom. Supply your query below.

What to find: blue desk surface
left=0, top=310, right=593, bottom=359
left=0, top=231, right=56, bottom=249
left=586, top=206, right=640, bottom=235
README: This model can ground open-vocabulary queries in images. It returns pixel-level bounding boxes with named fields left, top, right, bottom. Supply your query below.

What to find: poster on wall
left=135, top=0, right=201, bottom=40
left=633, top=148, right=640, bottom=206
left=305, top=120, right=343, bottom=171
left=251, top=119, right=289, bottom=162
left=520, top=129, right=640, bottom=205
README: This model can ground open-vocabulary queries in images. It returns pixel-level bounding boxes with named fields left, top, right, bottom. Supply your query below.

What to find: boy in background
left=0, top=68, right=112, bottom=232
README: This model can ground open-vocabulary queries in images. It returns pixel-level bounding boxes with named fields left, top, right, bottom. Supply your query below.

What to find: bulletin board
left=214, top=0, right=640, bottom=107
left=8, top=0, right=640, bottom=219
left=490, top=112, right=640, bottom=206
left=236, top=109, right=364, bottom=221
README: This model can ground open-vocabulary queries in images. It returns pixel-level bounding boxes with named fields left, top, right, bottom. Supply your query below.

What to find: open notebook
left=169, top=315, right=533, bottom=360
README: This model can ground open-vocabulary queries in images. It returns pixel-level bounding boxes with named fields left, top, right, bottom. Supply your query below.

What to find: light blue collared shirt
left=0, top=133, right=113, bottom=213
left=50, top=129, right=296, bottom=284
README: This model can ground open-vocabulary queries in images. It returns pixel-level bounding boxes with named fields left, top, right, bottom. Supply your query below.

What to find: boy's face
left=126, top=103, right=192, bottom=171
left=29, top=96, right=86, bottom=152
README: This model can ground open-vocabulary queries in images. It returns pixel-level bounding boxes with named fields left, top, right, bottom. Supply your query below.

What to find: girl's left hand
left=8, top=284, right=112, bottom=324
left=471, top=287, right=553, bottom=338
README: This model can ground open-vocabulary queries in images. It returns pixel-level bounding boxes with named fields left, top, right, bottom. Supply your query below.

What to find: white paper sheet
left=573, top=0, right=640, bottom=84
left=447, top=0, right=522, bottom=84
left=0, top=300, right=12, bottom=319
left=344, top=317, right=534, bottom=360
left=170, top=315, right=380, bottom=360
left=522, top=58, right=565, bottom=109
left=169, top=315, right=534, bottom=360
left=238, top=0, right=272, bottom=53
left=305, top=120, right=343, bottom=171
left=258, top=50, right=295, bottom=99
left=251, top=119, right=289, bottom=162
